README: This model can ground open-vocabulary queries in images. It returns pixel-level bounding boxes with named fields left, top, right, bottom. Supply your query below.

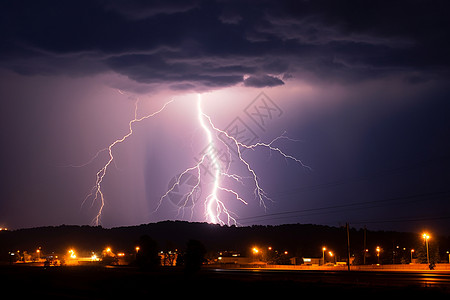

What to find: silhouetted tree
left=136, top=235, right=160, bottom=270
left=184, top=239, right=206, bottom=274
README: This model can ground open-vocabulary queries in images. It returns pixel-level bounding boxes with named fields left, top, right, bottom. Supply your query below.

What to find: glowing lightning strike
left=157, top=94, right=309, bottom=226
left=83, top=92, right=308, bottom=226
left=83, top=97, right=173, bottom=225
left=156, top=94, right=245, bottom=225
left=197, top=94, right=242, bottom=225
left=200, top=98, right=310, bottom=211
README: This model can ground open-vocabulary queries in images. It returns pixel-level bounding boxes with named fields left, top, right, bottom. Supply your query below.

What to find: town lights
left=68, top=249, right=76, bottom=259
left=90, top=253, right=99, bottom=261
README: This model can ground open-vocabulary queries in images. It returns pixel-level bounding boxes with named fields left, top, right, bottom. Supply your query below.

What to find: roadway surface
left=1, top=265, right=449, bottom=297
left=207, top=268, right=450, bottom=289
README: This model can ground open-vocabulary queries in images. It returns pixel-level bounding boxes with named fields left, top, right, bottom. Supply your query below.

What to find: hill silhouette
left=1, top=221, right=449, bottom=264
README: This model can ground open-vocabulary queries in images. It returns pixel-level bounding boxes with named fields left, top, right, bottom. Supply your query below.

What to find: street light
left=328, top=251, right=336, bottom=265
left=252, top=247, right=260, bottom=262
left=322, top=247, right=326, bottom=266
left=422, top=233, right=430, bottom=265
left=376, top=246, right=381, bottom=264
left=411, top=249, right=415, bottom=263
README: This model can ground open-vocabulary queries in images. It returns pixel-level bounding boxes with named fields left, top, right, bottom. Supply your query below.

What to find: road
left=207, top=268, right=450, bottom=289
left=1, top=265, right=449, bottom=297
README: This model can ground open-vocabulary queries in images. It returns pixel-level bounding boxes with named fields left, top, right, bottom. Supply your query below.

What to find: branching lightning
left=82, top=92, right=308, bottom=226
left=82, top=97, right=173, bottom=225
left=157, top=94, right=309, bottom=226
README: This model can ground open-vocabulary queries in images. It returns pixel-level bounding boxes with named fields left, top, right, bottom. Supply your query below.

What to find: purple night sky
left=0, top=0, right=449, bottom=234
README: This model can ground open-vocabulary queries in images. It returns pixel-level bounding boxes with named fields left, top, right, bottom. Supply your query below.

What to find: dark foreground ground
left=0, top=265, right=449, bottom=299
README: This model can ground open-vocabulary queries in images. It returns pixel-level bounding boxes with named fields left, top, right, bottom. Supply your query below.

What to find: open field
left=1, top=265, right=449, bottom=298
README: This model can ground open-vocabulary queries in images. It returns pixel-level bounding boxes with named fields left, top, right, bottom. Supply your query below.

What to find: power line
left=350, top=215, right=450, bottom=225
left=238, top=190, right=450, bottom=224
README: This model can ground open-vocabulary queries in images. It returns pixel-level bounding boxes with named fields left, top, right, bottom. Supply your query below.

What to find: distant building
left=215, top=250, right=252, bottom=264
left=217, top=256, right=252, bottom=264
left=302, top=257, right=321, bottom=265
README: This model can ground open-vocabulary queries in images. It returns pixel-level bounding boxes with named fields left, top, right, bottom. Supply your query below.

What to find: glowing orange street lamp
left=376, top=246, right=381, bottom=264
left=422, top=233, right=431, bottom=264
left=328, top=251, right=336, bottom=264
left=322, top=247, right=326, bottom=265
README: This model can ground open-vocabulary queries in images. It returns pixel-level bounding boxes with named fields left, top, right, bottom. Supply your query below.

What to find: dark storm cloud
left=0, top=0, right=449, bottom=91
left=103, top=0, right=200, bottom=20
left=243, top=74, right=284, bottom=87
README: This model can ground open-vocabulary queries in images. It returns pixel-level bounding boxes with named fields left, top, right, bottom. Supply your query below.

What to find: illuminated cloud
left=0, top=0, right=448, bottom=91
left=1, top=0, right=450, bottom=231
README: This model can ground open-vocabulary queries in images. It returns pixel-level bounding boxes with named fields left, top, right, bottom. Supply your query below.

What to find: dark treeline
left=1, top=221, right=449, bottom=264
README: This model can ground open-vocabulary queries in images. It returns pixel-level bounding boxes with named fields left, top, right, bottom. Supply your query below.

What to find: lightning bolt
left=82, top=97, right=173, bottom=225
left=155, top=95, right=235, bottom=224
left=156, top=94, right=309, bottom=226
left=82, top=91, right=308, bottom=226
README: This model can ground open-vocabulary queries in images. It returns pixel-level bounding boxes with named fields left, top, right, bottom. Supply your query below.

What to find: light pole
left=329, top=251, right=336, bottom=265
left=322, top=247, right=326, bottom=266
left=422, top=233, right=430, bottom=265
left=252, top=247, right=259, bottom=262
left=376, top=246, right=380, bottom=264
left=410, top=249, right=414, bottom=264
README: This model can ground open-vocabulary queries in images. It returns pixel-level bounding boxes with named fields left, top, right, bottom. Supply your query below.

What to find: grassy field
left=0, top=265, right=448, bottom=298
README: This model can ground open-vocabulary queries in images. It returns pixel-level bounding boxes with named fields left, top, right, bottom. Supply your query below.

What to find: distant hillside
left=1, top=221, right=449, bottom=263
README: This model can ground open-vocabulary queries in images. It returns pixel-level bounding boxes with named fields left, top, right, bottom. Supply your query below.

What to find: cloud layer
left=1, top=0, right=448, bottom=91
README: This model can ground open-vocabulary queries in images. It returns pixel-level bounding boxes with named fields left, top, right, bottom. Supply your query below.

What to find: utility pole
left=346, top=223, right=351, bottom=271
left=363, top=226, right=367, bottom=265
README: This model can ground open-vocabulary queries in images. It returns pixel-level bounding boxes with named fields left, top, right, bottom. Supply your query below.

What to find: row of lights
left=366, top=232, right=432, bottom=264
left=14, top=246, right=134, bottom=262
